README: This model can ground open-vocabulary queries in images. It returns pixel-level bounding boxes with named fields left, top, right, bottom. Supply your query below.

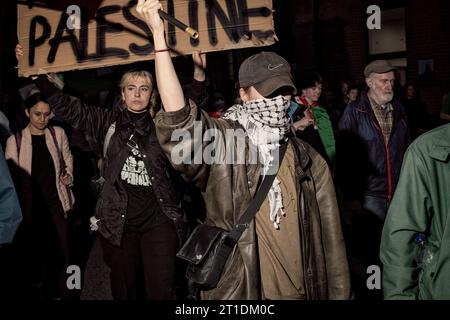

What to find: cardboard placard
left=17, top=0, right=275, bottom=77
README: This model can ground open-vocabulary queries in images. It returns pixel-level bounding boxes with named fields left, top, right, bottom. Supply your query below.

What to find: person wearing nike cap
left=136, top=0, right=350, bottom=300
left=338, top=60, right=409, bottom=299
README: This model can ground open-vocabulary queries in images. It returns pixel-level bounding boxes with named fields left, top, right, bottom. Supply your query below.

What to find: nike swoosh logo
left=267, top=64, right=283, bottom=70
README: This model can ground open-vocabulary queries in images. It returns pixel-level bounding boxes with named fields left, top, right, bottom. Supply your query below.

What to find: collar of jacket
left=357, top=90, right=405, bottom=129
left=118, top=109, right=153, bottom=136
left=429, top=125, right=450, bottom=162
left=358, top=90, right=402, bottom=111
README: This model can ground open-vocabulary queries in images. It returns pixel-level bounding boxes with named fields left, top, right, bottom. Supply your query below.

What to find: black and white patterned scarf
left=223, top=96, right=290, bottom=229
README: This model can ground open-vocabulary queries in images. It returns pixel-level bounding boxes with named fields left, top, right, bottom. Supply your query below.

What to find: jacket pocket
left=420, top=239, right=450, bottom=299
left=418, top=242, right=440, bottom=299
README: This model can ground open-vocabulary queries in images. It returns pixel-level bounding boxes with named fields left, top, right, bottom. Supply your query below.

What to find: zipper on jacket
left=369, top=115, right=393, bottom=201
left=385, top=139, right=393, bottom=201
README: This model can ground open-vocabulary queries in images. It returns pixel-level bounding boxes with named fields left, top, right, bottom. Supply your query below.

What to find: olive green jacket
left=155, top=101, right=350, bottom=300
left=381, top=124, right=450, bottom=299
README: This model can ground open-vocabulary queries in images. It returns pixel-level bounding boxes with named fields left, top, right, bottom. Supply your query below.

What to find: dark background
left=1, top=0, right=450, bottom=116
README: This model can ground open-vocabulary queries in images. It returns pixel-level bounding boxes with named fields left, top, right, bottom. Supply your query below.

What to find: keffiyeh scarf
left=222, top=96, right=290, bottom=229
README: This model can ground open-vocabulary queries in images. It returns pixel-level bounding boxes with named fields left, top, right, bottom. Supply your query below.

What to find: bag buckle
left=223, top=234, right=237, bottom=248
left=195, top=254, right=203, bottom=261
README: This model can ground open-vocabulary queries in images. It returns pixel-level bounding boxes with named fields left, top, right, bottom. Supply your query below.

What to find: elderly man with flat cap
left=338, top=60, right=410, bottom=299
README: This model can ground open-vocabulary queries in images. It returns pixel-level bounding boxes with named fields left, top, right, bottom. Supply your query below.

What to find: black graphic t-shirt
left=121, top=112, right=170, bottom=232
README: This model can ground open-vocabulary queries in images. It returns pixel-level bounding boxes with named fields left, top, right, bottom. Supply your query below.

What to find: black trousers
left=3, top=201, right=71, bottom=300
left=101, top=221, right=178, bottom=300
left=349, top=197, right=387, bottom=300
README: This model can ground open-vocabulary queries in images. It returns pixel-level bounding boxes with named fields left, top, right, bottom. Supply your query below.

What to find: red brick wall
left=405, top=0, right=450, bottom=114
left=318, top=0, right=367, bottom=84
left=285, top=0, right=450, bottom=114
left=286, top=0, right=369, bottom=85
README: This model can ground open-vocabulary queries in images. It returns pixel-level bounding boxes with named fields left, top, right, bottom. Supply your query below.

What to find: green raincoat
left=380, top=124, right=450, bottom=299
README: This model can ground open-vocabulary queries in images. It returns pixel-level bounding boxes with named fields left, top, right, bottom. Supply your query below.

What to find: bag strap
left=48, top=126, right=74, bottom=209
left=103, top=121, right=116, bottom=158
left=227, top=141, right=289, bottom=243
left=48, top=126, right=66, bottom=172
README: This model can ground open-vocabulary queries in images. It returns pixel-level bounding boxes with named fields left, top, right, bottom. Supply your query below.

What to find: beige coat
left=5, top=125, right=74, bottom=213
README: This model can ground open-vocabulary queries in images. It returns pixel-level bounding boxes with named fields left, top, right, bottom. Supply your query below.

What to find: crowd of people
left=1, top=0, right=449, bottom=301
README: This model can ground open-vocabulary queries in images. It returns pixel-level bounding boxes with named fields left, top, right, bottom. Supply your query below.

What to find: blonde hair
left=119, top=70, right=160, bottom=117
left=119, top=70, right=153, bottom=90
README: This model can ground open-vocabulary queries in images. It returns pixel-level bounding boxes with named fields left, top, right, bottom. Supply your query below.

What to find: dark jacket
left=155, top=101, right=351, bottom=300
left=338, top=90, right=409, bottom=218
left=42, top=89, right=186, bottom=247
